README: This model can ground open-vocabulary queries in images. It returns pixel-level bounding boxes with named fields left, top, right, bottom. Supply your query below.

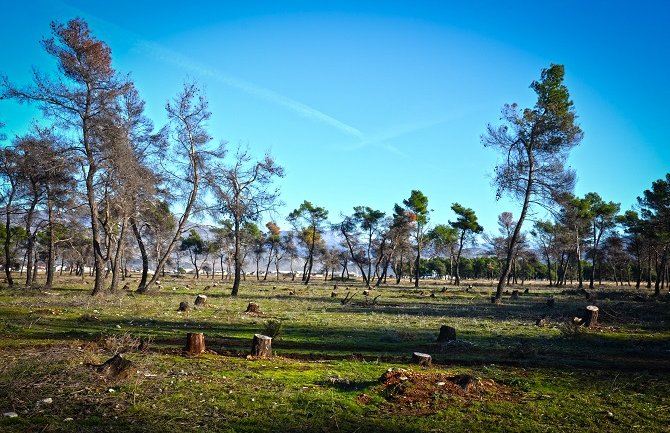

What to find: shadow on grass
left=6, top=310, right=670, bottom=372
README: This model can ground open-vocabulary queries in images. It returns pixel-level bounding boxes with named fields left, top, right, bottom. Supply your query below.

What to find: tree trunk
left=251, top=334, right=272, bottom=358
left=232, top=219, right=242, bottom=296
left=130, top=218, right=149, bottom=291
left=3, top=186, right=16, bottom=286
left=414, top=248, right=420, bottom=288
left=411, top=352, right=432, bottom=367
left=437, top=325, right=456, bottom=342
left=495, top=154, right=534, bottom=302
left=45, top=193, right=56, bottom=289
left=184, top=333, right=206, bottom=355
left=584, top=305, right=599, bottom=328
left=109, top=217, right=127, bottom=292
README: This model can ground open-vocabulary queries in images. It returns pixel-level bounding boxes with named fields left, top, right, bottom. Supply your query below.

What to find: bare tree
left=208, top=145, right=284, bottom=295
left=137, top=83, right=217, bottom=293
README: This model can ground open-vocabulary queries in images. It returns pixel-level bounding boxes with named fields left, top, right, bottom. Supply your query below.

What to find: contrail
left=50, top=0, right=364, bottom=140
left=135, top=42, right=364, bottom=139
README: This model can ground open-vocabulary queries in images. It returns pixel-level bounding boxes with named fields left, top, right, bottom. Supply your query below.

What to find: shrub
left=263, top=319, right=283, bottom=340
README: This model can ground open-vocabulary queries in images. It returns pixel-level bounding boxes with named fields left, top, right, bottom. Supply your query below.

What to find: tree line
left=1, top=19, right=668, bottom=299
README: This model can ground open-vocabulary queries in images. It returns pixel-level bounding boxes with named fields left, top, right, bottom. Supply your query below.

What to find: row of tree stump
left=184, top=332, right=273, bottom=358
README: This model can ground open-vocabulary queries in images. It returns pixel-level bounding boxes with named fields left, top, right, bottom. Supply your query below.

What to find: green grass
left=0, top=276, right=668, bottom=432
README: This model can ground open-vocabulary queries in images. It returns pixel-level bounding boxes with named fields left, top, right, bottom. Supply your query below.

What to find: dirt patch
left=366, top=368, right=517, bottom=415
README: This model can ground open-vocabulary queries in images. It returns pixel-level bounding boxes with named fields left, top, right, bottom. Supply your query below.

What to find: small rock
left=437, top=382, right=446, bottom=386
left=64, top=417, right=74, bottom=422
left=40, top=398, right=53, bottom=404
left=115, top=325, right=121, bottom=329
left=3, top=412, right=18, bottom=418
left=606, top=411, right=614, bottom=418
left=108, top=388, right=116, bottom=393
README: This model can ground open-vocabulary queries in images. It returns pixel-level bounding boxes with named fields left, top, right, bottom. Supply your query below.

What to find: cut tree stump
left=251, top=334, right=272, bottom=358
left=331, top=291, right=338, bottom=297
left=177, top=301, right=190, bottom=312
left=411, top=352, right=432, bottom=367
left=96, top=354, right=133, bottom=379
left=121, top=283, right=130, bottom=291
left=194, top=294, right=207, bottom=307
left=524, top=288, right=529, bottom=294
left=584, top=305, right=599, bottom=328
left=437, top=325, right=457, bottom=342
left=245, top=302, right=261, bottom=313
left=490, top=295, right=497, bottom=303
left=535, top=315, right=549, bottom=327
left=511, top=290, right=519, bottom=299
left=547, top=298, right=555, bottom=308
left=363, top=289, right=370, bottom=296
left=184, top=332, right=206, bottom=355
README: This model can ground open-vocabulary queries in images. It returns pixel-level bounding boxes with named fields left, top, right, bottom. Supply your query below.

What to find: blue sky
left=1, top=0, right=668, bottom=236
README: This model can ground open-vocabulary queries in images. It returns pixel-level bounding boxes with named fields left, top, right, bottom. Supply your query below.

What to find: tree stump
left=437, top=325, right=457, bottom=342
left=547, top=298, right=555, bottom=308
left=121, top=283, right=130, bottom=291
left=363, top=289, right=370, bottom=296
left=584, top=305, right=599, bottom=328
left=331, top=291, right=338, bottom=297
left=177, top=301, right=190, bottom=312
left=411, top=352, right=432, bottom=367
left=184, top=332, right=206, bottom=355
left=490, top=295, right=497, bottom=303
left=251, top=334, right=272, bottom=358
left=524, top=288, right=529, bottom=294
left=96, top=354, right=134, bottom=379
left=245, top=302, right=261, bottom=314
left=511, top=290, right=519, bottom=299
left=580, top=288, right=591, bottom=299
left=194, top=294, right=207, bottom=307
left=535, top=315, right=549, bottom=327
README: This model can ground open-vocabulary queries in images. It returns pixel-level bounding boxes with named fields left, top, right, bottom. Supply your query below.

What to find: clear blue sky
left=1, top=0, right=668, bottom=235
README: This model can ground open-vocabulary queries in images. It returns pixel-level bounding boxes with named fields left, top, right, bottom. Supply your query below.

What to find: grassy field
left=0, top=276, right=668, bottom=432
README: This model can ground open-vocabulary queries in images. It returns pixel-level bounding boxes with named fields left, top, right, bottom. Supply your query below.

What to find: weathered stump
left=441, top=286, right=447, bottom=293
left=251, top=334, right=272, bottom=358
left=437, top=325, right=457, bottom=342
left=490, top=295, right=497, bottom=303
left=584, top=305, right=599, bottom=328
left=580, top=288, right=591, bottom=299
left=331, top=291, right=338, bottom=298
left=184, top=332, right=206, bottom=355
left=547, top=298, right=555, bottom=308
left=121, top=283, right=130, bottom=291
left=363, top=289, right=370, bottom=296
left=411, top=352, right=432, bottom=367
left=96, top=354, right=134, bottom=379
left=511, top=290, right=519, bottom=299
left=524, top=288, right=529, bottom=294
left=245, top=302, right=261, bottom=313
left=194, top=294, right=207, bottom=307
left=177, top=301, right=190, bottom=312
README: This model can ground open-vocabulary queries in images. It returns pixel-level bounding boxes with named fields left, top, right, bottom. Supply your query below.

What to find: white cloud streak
left=135, top=41, right=364, bottom=140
